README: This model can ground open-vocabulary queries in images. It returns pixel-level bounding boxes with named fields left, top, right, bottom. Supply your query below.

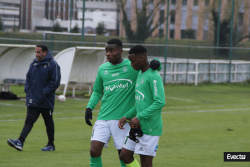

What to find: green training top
left=87, top=58, right=138, bottom=120
left=124, top=68, right=166, bottom=136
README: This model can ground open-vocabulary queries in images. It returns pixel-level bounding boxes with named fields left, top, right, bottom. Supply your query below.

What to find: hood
left=33, top=50, right=54, bottom=63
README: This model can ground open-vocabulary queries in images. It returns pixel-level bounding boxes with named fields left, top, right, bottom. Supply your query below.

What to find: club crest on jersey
left=104, top=70, right=108, bottom=74
left=44, top=65, right=47, bottom=68
left=33, top=63, right=37, bottom=66
left=123, top=66, right=128, bottom=72
left=141, top=78, right=144, bottom=84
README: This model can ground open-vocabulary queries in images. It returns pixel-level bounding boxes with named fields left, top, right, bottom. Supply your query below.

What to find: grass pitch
left=0, top=84, right=250, bottom=167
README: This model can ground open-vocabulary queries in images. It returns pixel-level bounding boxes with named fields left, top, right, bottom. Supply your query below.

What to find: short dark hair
left=128, top=45, right=147, bottom=55
left=36, top=44, right=48, bottom=52
left=107, top=39, right=123, bottom=48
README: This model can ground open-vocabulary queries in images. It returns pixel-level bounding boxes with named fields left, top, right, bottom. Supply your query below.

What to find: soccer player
left=118, top=45, right=166, bottom=167
left=84, top=39, right=139, bottom=167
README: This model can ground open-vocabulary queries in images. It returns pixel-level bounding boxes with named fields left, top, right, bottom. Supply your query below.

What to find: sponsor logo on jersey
left=105, top=79, right=132, bottom=92
left=135, top=90, right=145, bottom=101
left=112, top=73, right=119, bottom=77
left=153, top=80, right=158, bottom=96
left=29, top=99, right=33, bottom=103
left=104, top=70, right=108, bottom=74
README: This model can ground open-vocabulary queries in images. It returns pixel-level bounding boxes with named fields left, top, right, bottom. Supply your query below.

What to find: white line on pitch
left=73, top=98, right=90, bottom=101
left=163, top=108, right=250, bottom=113
left=209, top=106, right=225, bottom=108
left=165, top=97, right=193, bottom=101
left=0, top=115, right=14, bottom=117
left=170, top=107, right=200, bottom=109
left=0, top=116, right=94, bottom=121
left=0, top=103, right=25, bottom=107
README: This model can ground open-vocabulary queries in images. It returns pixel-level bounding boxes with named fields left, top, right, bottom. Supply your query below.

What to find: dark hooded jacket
left=25, top=51, right=61, bottom=109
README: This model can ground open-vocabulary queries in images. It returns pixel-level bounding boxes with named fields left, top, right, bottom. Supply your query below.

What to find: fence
left=1, top=36, right=250, bottom=85
left=156, top=58, right=250, bottom=85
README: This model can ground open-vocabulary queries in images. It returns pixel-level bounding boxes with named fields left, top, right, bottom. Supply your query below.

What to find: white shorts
left=122, top=131, right=160, bottom=156
left=91, top=120, right=130, bottom=150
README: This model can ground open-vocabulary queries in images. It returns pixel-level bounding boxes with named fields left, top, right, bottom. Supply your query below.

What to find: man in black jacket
left=7, top=44, right=61, bottom=151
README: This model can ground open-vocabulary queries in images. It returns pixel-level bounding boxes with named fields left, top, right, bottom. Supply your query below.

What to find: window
left=171, top=0, right=176, bottom=5
left=159, top=10, right=164, bottom=24
left=170, top=29, right=175, bottom=38
left=159, top=29, right=164, bottom=38
left=238, top=13, right=243, bottom=26
left=170, top=10, right=175, bottom=24
left=203, top=30, right=208, bottom=40
left=181, top=30, right=186, bottom=39
left=182, top=0, right=187, bottom=6
left=205, top=0, right=210, bottom=6
left=193, top=0, right=198, bottom=6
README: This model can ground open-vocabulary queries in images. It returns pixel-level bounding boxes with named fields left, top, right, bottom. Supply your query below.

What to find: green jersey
left=125, top=68, right=166, bottom=136
left=87, top=59, right=138, bottom=120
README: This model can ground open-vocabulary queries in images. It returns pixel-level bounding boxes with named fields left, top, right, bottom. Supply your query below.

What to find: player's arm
left=85, top=70, right=103, bottom=126
left=86, top=70, right=103, bottom=110
left=136, top=75, right=166, bottom=121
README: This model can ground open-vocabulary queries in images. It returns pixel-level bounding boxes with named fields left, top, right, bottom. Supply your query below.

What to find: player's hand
left=118, top=117, right=127, bottom=129
left=85, top=108, right=92, bottom=126
left=130, top=117, right=140, bottom=129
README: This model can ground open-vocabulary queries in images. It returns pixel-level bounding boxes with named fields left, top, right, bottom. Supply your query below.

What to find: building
left=14, top=0, right=117, bottom=34
left=0, top=0, right=20, bottom=31
left=120, top=0, right=250, bottom=41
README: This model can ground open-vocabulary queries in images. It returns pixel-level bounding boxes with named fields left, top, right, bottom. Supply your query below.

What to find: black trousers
left=19, top=106, right=55, bottom=147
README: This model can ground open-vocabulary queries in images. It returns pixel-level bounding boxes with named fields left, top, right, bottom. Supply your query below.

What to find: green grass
left=1, top=84, right=250, bottom=166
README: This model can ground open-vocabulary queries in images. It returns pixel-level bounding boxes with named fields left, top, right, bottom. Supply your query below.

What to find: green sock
left=120, top=159, right=126, bottom=167
left=90, top=156, right=103, bottom=167
left=126, top=159, right=140, bottom=167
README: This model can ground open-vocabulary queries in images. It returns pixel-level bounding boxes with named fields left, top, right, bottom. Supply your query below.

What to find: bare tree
left=209, top=0, right=249, bottom=57
left=118, top=0, right=179, bottom=43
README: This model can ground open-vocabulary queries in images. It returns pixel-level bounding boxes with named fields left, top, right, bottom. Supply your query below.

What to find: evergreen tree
left=96, top=22, right=107, bottom=35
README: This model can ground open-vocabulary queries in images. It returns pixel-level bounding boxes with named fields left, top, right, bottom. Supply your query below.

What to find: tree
left=96, top=22, right=107, bottom=35
left=52, top=22, right=62, bottom=32
left=209, top=0, right=248, bottom=58
left=118, top=0, right=177, bottom=43
left=211, top=10, right=232, bottom=57
left=0, top=18, right=4, bottom=31
left=71, top=24, right=79, bottom=33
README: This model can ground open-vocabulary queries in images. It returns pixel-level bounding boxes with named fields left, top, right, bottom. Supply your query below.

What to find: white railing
left=156, top=58, right=250, bottom=85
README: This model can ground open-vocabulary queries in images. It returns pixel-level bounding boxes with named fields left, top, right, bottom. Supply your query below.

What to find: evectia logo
left=105, top=83, right=129, bottom=91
